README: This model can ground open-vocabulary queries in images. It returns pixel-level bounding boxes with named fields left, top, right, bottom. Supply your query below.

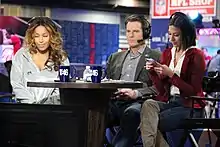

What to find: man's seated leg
left=111, top=101, right=141, bottom=147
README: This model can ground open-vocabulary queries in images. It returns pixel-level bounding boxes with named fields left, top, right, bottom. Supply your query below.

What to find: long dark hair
left=169, top=12, right=196, bottom=50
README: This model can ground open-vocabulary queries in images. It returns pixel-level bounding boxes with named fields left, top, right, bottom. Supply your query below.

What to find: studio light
left=189, top=11, right=204, bottom=28
left=189, top=11, right=199, bottom=20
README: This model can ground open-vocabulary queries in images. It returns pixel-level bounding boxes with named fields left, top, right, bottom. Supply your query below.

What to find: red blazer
left=149, top=47, right=206, bottom=108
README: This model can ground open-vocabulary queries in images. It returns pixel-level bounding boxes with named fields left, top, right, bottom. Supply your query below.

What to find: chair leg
left=177, top=129, right=189, bottom=147
left=188, top=132, right=199, bottom=147
left=207, top=128, right=212, bottom=145
left=104, top=135, right=114, bottom=147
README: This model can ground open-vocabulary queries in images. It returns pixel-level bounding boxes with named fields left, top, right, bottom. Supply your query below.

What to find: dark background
left=1, top=0, right=150, bottom=14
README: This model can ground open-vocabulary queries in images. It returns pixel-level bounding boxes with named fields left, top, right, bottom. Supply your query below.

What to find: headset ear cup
left=142, top=16, right=151, bottom=39
left=143, top=23, right=151, bottom=39
left=146, top=25, right=151, bottom=39
left=143, top=30, right=148, bottom=39
left=143, top=27, right=147, bottom=39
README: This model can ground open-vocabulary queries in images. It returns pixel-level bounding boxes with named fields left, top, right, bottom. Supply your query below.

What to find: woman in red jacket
left=140, top=12, right=206, bottom=147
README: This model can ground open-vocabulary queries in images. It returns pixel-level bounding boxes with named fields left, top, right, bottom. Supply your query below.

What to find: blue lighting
left=189, top=11, right=199, bottom=20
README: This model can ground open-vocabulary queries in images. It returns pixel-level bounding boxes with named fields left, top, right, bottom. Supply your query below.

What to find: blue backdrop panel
left=58, top=20, right=119, bottom=64
left=151, top=19, right=169, bottom=52
left=59, top=20, right=91, bottom=63
left=95, top=23, right=119, bottom=64
left=59, top=20, right=80, bottom=62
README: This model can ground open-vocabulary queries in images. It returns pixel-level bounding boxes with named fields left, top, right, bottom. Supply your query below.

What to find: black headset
left=125, top=14, right=151, bottom=40
left=170, top=12, right=190, bottom=22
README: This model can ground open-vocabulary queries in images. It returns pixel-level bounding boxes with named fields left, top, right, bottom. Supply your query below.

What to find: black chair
left=0, top=93, right=15, bottom=103
left=0, top=93, right=15, bottom=98
left=177, top=74, right=220, bottom=147
left=176, top=96, right=220, bottom=147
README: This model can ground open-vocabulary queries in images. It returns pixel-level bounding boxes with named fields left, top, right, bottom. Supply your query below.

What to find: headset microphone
left=137, top=35, right=152, bottom=43
left=137, top=39, right=145, bottom=44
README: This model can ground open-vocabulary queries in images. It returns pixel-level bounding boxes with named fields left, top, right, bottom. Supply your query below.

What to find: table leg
left=60, top=88, right=115, bottom=147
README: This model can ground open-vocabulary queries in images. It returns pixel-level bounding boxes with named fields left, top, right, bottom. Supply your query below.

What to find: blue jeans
left=158, top=98, right=203, bottom=132
left=140, top=98, right=203, bottom=147
left=108, top=100, right=141, bottom=147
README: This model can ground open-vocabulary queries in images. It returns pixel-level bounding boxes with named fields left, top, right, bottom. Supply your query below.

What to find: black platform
left=0, top=103, right=87, bottom=147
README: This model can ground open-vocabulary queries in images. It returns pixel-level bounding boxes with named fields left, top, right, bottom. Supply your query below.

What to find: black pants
left=107, top=100, right=141, bottom=147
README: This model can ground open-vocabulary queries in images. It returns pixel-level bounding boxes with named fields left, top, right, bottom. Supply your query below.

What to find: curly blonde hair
left=24, top=17, right=67, bottom=71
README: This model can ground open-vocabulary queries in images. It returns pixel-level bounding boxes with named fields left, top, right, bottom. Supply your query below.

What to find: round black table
left=27, top=81, right=143, bottom=147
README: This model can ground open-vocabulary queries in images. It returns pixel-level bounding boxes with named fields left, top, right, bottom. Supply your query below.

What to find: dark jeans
left=158, top=97, right=204, bottom=132
left=108, top=100, right=141, bottom=147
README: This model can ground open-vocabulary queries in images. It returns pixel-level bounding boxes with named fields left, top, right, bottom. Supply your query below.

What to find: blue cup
left=59, top=65, right=70, bottom=82
left=91, top=66, right=103, bottom=83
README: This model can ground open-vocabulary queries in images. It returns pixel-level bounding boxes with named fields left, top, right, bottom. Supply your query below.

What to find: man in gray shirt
left=106, top=15, right=160, bottom=147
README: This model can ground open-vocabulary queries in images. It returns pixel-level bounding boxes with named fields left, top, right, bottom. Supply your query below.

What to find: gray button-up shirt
left=10, top=48, right=69, bottom=104
left=120, top=47, right=145, bottom=97
left=120, top=47, right=145, bottom=81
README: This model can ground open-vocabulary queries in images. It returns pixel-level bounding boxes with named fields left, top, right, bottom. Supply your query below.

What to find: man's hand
left=115, top=88, right=137, bottom=99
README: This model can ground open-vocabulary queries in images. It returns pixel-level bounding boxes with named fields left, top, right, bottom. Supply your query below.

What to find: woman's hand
left=145, top=59, right=160, bottom=70
left=145, top=61, right=154, bottom=70
left=154, top=64, right=174, bottom=78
